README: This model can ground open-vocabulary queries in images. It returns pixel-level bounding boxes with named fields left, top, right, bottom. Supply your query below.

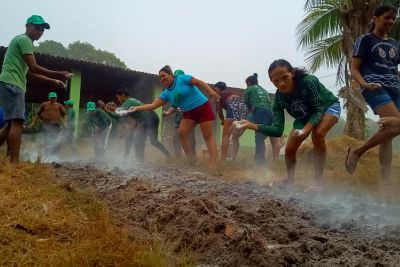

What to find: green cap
left=48, top=92, right=57, bottom=98
left=26, top=15, right=50, bottom=29
left=64, top=99, right=74, bottom=105
left=86, top=102, right=96, bottom=111
left=174, top=69, right=185, bottom=76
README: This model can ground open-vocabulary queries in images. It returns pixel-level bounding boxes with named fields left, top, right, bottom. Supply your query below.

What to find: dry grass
left=0, top=158, right=196, bottom=267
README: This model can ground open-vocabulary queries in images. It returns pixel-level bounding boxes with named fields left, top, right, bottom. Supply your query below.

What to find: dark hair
left=369, top=4, right=398, bottom=32
left=245, top=73, right=258, bottom=86
left=268, top=59, right=308, bottom=84
left=116, top=86, right=130, bottom=96
left=214, top=81, right=227, bottom=91
left=159, top=65, right=173, bottom=76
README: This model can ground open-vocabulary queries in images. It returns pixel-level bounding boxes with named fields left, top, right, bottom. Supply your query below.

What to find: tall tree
left=296, top=0, right=400, bottom=140
left=34, top=40, right=68, bottom=57
left=35, top=40, right=127, bottom=69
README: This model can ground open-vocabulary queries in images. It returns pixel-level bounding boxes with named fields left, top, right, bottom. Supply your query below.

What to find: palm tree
left=296, top=0, right=400, bottom=140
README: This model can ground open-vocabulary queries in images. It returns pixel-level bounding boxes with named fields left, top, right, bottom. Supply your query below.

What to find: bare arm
left=27, top=72, right=64, bottom=87
left=351, top=57, right=381, bottom=90
left=132, top=98, right=165, bottom=112
left=60, top=104, right=67, bottom=126
left=162, top=107, right=175, bottom=117
left=30, top=103, right=45, bottom=127
left=217, top=102, right=224, bottom=122
left=24, top=55, right=72, bottom=81
left=190, top=77, right=220, bottom=102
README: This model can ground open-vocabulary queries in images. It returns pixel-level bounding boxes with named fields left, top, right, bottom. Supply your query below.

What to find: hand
left=293, top=128, right=310, bottom=138
left=98, top=100, right=106, bottom=109
left=233, top=119, right=257, bottom=130
left=54, top=79, right=66, bottom=89
left=128, top=106, right=138, bottom=113
left=29, top=123, right=35, bottom=129
left=211, top=92, right=221, bottom=102
left=62, top=71, right=74, bottom=79
left=378, top=117, right=400, bottom=130
left=363, top=83, right=382, bottom=90
left=162, top=111, right=168, bottom=117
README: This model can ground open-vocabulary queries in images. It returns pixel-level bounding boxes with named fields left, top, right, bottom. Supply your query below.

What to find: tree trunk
left=339, top=0, right=379, bottom=140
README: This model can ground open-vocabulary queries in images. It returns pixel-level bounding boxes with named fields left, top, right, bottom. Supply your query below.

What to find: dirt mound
left=54, top=162, right=400, bottom=266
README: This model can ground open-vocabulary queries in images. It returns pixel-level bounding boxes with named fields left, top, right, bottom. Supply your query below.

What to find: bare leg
left=220, top=120, right=233, bottom=161
left=231, top=127, right=244, bottom=161
left=269, top=137, right=281, bottom=162
left=346, top=103, right=400, bottom=177
left=0, top=124, right=11, bottom=147
left=179, top=119, right=197, bottom=163
left=7, top=120, right=24, bottom=163
left=199, top=120, right=218, bottom=167
left=311, top=114, right=338, bottom=180
left=284, top=130, right=308, bottom=182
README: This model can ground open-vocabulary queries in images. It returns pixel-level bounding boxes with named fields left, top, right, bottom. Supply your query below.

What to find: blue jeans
left=250, top=108, right=273, bottom=164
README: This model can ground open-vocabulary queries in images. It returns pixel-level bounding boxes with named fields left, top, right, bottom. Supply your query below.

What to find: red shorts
left=183, top=101, right=215, bottom=123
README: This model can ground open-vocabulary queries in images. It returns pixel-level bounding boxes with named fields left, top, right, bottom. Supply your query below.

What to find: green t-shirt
left=66, top=108, right=75, bottom=129
left=257, top=75, right=339, bottom=137
left=0, top=34, right=34, bottom=91
left=108, top=97, right=148, bottom=123
left=87, top=109, right=112, bottom=131
left=244, top=85, right=272, bottom=111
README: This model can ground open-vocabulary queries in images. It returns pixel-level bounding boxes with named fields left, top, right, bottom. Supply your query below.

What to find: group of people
left=0, top=4, right=399, bottom=184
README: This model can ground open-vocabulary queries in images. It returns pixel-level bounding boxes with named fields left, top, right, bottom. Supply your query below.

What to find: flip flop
left=345, top=147, right=356, bottom=174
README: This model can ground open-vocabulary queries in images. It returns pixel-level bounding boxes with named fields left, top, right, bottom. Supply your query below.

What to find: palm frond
left=304, top=35, right=343, bottom=73
left=296, top=2, right=342, bottom=50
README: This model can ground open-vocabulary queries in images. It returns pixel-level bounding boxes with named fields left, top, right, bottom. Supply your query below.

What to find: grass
left=0, top=157, right=196, bottom=267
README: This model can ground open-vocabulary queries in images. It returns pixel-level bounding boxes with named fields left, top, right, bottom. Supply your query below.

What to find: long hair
left=369, top=4, right=398, bottom=32
left=268, top=59, right=308, bottom=85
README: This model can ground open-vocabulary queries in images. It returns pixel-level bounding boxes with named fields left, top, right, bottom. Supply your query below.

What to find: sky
left=0, top=0, right=377, bottom=119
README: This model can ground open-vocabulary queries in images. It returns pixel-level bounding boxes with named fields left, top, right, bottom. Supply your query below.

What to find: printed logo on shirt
left=173, top=91, right=182, bottom=107
left=378, top=47, right=386, bottom=58
left=389, top=47, right=396, bottom=58
left=290, top=99, right=309, bottom=120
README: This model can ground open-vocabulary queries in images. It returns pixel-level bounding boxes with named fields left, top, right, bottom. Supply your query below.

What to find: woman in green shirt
left=244, top=73, right=281, bottom=164
left=238, top=59, right=341, bottom=184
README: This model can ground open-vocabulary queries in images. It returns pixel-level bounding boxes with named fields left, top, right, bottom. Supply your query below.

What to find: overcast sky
left=1, top=0, right=377, bottom=118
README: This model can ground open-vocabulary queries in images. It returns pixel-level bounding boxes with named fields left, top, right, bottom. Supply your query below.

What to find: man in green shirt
left=86, top=102, right=112, bottom=160
left=99, top=87, right=171, bottom=162
left=0, top=15, right=72, bottom=163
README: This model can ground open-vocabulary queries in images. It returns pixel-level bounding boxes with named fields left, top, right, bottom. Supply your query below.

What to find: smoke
left=20, top=130, right=400, bottom=234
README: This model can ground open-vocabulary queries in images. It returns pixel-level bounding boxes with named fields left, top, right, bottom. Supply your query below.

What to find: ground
left=53, top=160, right=400, bottom=267
left=1, top=135, right=400, bottom=266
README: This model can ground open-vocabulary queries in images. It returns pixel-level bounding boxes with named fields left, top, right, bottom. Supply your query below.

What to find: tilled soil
left=54, top=162, right=400, bottom=267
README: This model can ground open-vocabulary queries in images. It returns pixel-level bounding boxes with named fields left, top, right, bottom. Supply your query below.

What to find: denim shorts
left=0, top=81, right=25, bottom=121
left=361, top=86, right=400, bottom=114
left=325, top=101, right=341, bottom=119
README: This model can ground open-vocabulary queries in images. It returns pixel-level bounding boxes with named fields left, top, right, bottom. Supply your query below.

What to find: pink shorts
left=183, top=101, right=215, bottom=123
